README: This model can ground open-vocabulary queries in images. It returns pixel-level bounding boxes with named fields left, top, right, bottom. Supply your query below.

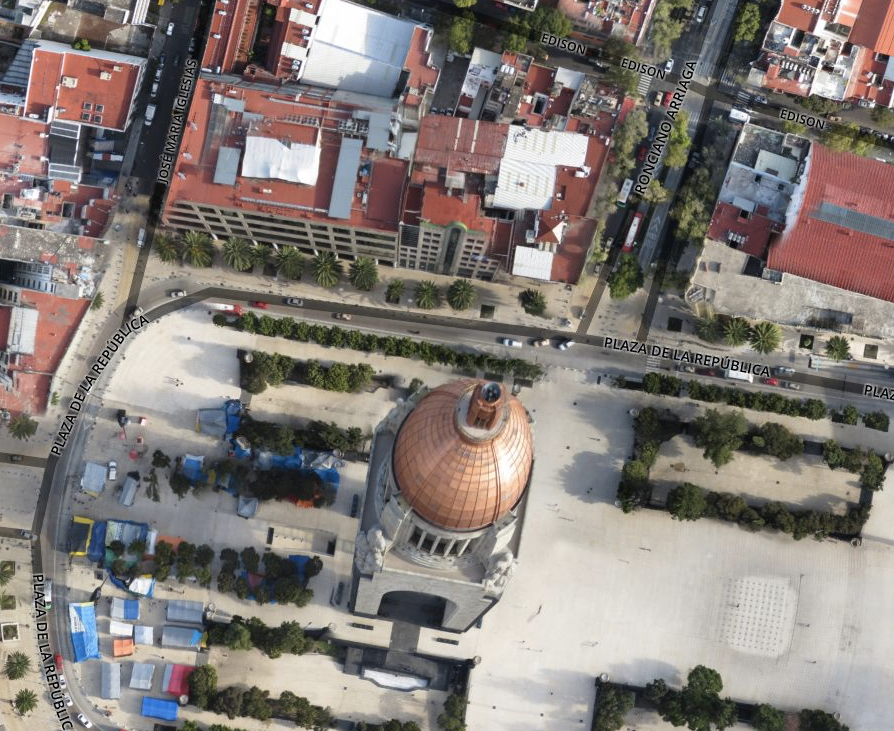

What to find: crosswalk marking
left=736, top=90, right=751, bottom=103
left=645, top=355, right=662, bottom=373
left=637, top=73, right=652, bottom=97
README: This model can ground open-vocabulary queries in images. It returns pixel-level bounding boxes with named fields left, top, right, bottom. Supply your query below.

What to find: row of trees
left=665, top=482, right=870, bottom=539
left=249, top=468, right=336, bottom=508
left=216, top=547, right=320, bottom=607
left=228, top=313, right=545, bottom=380
left=822, top=441, right=887, bottom=491
left=608, top=254, right=645, bottom=300
left=695, top=315, right=783, bottom=354
left=687, top=380, right=829, bottom=420
left=187, top=665, right=332, bottom=728
left=207, top=615, right=321, bottom=658
left=437, top=693, right=468, bottom=731
left=5, top=652, right=38, bottom=715
left=151, top=540, right=215, bottom=584
left=237, top=415, right=366, bottom=456
left=242, top=350, right=375, bottom=395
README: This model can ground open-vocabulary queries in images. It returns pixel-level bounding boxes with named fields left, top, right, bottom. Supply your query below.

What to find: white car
left=500, top=338, right=522, bottom=348
left=166, top=22, right=175, bottom=36
left=107, top=461, right=117, bottom=481
left=558, top=339, right=575, bottom=351
left=664, top=58, right=674, bottom=73
left=168, top=289, right=187, bottom=298
left=77, top=713, right=93, bottom=728
left=58, top=673, right=67, bottom=690
left=62, top=693, right=73, bottom=707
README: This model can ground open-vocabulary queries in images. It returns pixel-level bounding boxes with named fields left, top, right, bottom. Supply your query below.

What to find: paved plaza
left=465, top=377, right=894, bottom=731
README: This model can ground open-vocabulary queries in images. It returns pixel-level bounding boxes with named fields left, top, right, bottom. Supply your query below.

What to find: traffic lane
left=0, top=453, right=47, bottom=468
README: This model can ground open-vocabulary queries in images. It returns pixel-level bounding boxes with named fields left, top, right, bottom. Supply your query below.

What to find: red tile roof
left=851, top=0, right=894, bottom=55
left=768, top=144, right=894, bottom=302
left=707, top=202, right=774, bottom=258
left=413, top=116, right=507, bottom=175
left=25, top=46, right=141, bottom=131
left=776, top=0, right=824, bottom=32
left=419, top=182, right=495, bottom=237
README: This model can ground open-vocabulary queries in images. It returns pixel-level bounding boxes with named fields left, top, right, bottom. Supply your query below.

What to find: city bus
left=622, top=212, right=643, bottom=252
left=617, top=178, right=634, bottom=207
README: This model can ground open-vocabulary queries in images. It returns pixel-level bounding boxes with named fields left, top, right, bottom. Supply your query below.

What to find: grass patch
left=0, top=595, right=15, bottom=610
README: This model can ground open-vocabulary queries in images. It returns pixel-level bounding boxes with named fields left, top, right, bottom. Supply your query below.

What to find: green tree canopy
left=447, top=278, right=476, bottom=311
left=733, top=3, right=762, bottom=42
left=222, top=237, right=254, bottom=271
left=693, top=409, right=747, bottom=467
left=752, top=704, right=786, bottom=731
left=349, top=256, right=379, bottom=291
left=13, top=688, right=37, bottom=715
left=519, top=288, right=547, bottom=316
left=154, top=233, right=181, bottom=263
left=825, top=335, right=850, bottom=361
left=414, top=281, right=442, bottom=309
left=757, top=422, right=804, bottom=460
left=608, top=253, right=644, bottom=299
left=723, top=317, right=751, bottom=346
left=447, top=12, right=475, bottom=54
left=310, top=251, right=343, bottom=288
left=275, top=246, right=304, bottom=280
left=667, top=482, right=707, bottom=521
left=665, top=112, right=692, bottom=169
left=181, top=231, right=214, bottom=267
left=8, top=413, right=37, bottom=440
left=5, top=651, right=30, bottom=679
left=749, top=321, right=782, bottom=354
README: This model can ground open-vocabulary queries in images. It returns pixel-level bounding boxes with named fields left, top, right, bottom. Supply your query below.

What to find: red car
left=762, top=377, right=780, bottom=386
left=55, top=653, right=63, bottom=670
left=637, top=146, right=647, bottom=162
left=250, top=301, right=268, bottom=309
left=662, top=91, right=673, bottom=106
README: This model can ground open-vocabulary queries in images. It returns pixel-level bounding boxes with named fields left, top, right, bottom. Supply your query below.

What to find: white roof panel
left=512, top=246, right=554, bottom=281
left=7, top=306, right=37, bottom=354
left=241, top=136, right=320, bottom=185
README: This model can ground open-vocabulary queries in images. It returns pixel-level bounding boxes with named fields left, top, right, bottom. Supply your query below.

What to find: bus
left=617, top=178, right=634, bottom=207
left=622, top=212, right=643, bottom=252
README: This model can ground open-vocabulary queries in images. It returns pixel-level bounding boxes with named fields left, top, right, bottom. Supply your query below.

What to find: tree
left=127, top=539, right=146, bottom=555
left=274, top=246, right=304, bottom=280
left=649, top=0, right=687, bottom=59
left=665, top=112, right=692, bottom=169
left=693, top=409, right=747, bottom=467
left=870, top=106, right=894, bottom=126
left=640, top=180, right=670, bottom=204
left=222, top=237, right=254, bottom=271
left=414, top=281, right=441, bottom=309
left=349, top=256, right=378, bottom=291
left=180, top=231, right=214, bottom=267
left=608, top=254, right=644, bottom=299
left=241, top=546, right=260, bottom=574
left=667, top=483, right=707, bottom=521
left=733, top=3, right=762, bottom=43
left=862, top=410, right=890, bottom=431
left=188, top=665, right=218, bottom=709
left=609, top=108, right=648, bottom=175
left=825, top=335, right=850, bottom=362
left=723, top=317, right=750, bottom=347
left=447, top=279, right=476, bottom=311
left=519, top=288, right=547, bottom=316
left=593, top=685, right=636, bottom=731
left=840, top=404, right=859, bottom=425
left=447, top=12, right=475, bottom=54
left=14, top=689, right=37, bottom=714
left=154, top=233, right=181, bottom=263
left=798, top=709, right=850, bottom=731
left=8, top=413, right=37, bottom=440
left=90, top=291, right=105, bottom=310
left=695, top=316, right=724, bottom=343
left=528, top=6, right=573, bottom=37
left=453, top=0, right=476, bottom=6
left=749, top=321, right=782, bottom=354
left=860, top=452, right=886, bottom=491
left=752, top=704, right=786, bottom=731
left=213, top=685, right=245, bottom=719
left=781, top=119, right=807, bottom=135
left=311, top=251, right=342, bottom=288
left=758, top=422, right=804, bottom=460
left=196, top=543, right=215, bottom=568
left=385, top=279, right=404, bottom=304
left=5, top=651, right=30, bottom=679
left=617, top=459, right=651, bottom=512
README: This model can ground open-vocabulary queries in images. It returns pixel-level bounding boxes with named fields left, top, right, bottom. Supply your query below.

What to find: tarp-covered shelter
left=195, top=399, right=242, bottom=438
left=100, top=662, right=121, bottom=700
left=113, top=638, right=134, bottom=657
left=68, top=516, right=93, bottom=556
left=134, top=625, right=154, bottom=645
left=161, top=626, right=203, bottom=649
left=81, top=461, right=107, bottom=495
left=111, top=598, right=140, bottom=620
left=129, top=662, right=155, bottom=690
left=86, top=520, right=107, bottom=561
left=109, top=620, right=133, bottom=637
left=69, top=602, right=101, bottom=662
left=119, top=475, right=139, bottom=506
left=166, top=600, right=204, bottom=625
left=181, top=454, right=204, bottom=483
left=236, top=495, right=258, bottom=518
left=162, top=664, right=194, bottom=696
left=141, top=697, right=179, bottom=721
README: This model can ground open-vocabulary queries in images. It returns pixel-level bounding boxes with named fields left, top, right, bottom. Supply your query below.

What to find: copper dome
left=392, top=379, right=533, bottom=532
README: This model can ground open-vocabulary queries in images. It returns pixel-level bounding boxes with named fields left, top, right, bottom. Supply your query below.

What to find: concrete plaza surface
left=465, top=378, right=894, bottom=731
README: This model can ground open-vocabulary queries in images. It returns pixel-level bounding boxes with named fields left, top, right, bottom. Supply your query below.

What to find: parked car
left=350, top=494, right=360, bottom=518
left=754, top=94, right=768, bottom=104
left=762, top=377, right=780, bottom=386
left=637, top=146, right=648, bottom=161
left=9, top=454, right=22, bottom=462
left=168, top=289, right=186, bottom=298
left=500, top=338, right=523, bottom=348
left=285, top=297, right=304, bottom=307
left=772, top=366, right=795, bottom=376
left=55, top=654, right=63, bottom=670
left=62, top=693, right=73, bottom=708
left=677, top=364, right=696, bottom=373
left=250, top=301, right=268, bottom=309
left=532, top=338, right=549, bottom=347
left=696, top=5, right=707, bottom=22
left=19, top=530, right=36, bottom=540
left=558, top=338, right=575, bottom=351
left=59, top=673, right=67, bottom=690
left=662, top=91, right=673, bottom=106
left=76, top=712, right=92, bottom=728
left=664, top=58, right=675, bottom=73
left=107, top=461, right=117, bottom=481
left=694, top=367, right=716, bottom=377
left=783, top=381, right=802, bottom=390
left=154, top=67, right=162, bottom=82
left=166, top=21, right=175, bottom=36
left=334, top=312, right=352, bottom=321
left=126, top=305, right=143, bottom=318
left=331, top=581, right=345, bottom=606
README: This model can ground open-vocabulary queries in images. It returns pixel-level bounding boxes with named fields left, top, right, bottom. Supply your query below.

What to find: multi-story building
left=163, top=0, right=439, bottom=264
left=556, top=0, right=659, bottom=46
left=749, top=0, right=894, bottom=107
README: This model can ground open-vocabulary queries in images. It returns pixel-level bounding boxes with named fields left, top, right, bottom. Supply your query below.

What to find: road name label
left=779, top=108, right=827, bottom=129
left=602, top=337, right=772, bottom=377
left=33, top=574, right=73, bottom=729
left=51, top=316, right=149, bottom=456
left=863, top=384, right=894, bottom=400
left=620, top=57, right=667, bottom=79
left=633, top=61, right=697, bottom=195
left=157, top=58, right=198, bottom=185
left=540, top=32, right=587, bottom=56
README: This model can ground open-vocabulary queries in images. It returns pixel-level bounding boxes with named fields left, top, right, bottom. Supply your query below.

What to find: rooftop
left=851, top=0, right=894, bottom=55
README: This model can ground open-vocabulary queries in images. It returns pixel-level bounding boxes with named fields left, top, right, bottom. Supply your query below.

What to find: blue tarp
left=141, top=697, right=179, bottom=721
left=264, top=446, right=304, bottom=470
left=121, top=599, right=139, bottom=620
left=69, top=602, right=101, bottom=662
left=182, top=455, right=204, bottom=483
left=316, top=467, right=340, bottom=488
left=109, top=573, right=155, bottom=598
left=224, top=399, right=242, bottom=434
left=86, top=521, right=107, bottom=562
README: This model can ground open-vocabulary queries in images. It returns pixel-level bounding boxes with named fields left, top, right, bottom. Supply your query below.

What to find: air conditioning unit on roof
left=61, top=76, right=78, bottom=88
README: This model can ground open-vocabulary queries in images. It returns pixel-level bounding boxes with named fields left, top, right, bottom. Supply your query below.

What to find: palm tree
left=222, top=237, right=254, bottom=272
left=274, top=246, right=304, bottom=280
left=349, top=257, right=378, bottom=291
left=695, top=316, right=723, bottom=343
left=251, top=244, right=272, bottom=271
left=519, top=288, right=546, bottom=316
left=0, top=562, right=12, bottom=587
left=180, top=231, right=214, bottom=268
left=153, top=233, right=181, bottom=264
left=5, top=651, right=30, bottom=679
left=385, top=279, right=404, bottom=304
left=14, top=689, right=37, bottom=715
left=90, top=292, right=104, bottom=311
left=447, top=278, right=476, bottom=311
left=723, top=317, right=750, bottom=347
left=825, top=335, right=850, bottom=362
left=8, top=413, right=37, bottom=441
left=749, top=321, right=782, bottom=354
left=311, top=251, right=343, bottom=288
left=414, top=281, right=441, bottom=309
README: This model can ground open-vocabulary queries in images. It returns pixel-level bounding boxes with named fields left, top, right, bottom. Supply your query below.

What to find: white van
left=696, top=5, right=707, bottom=22
left=137, top=228, right=146, bottom=248
left=150, top=81, right=159, bottom=97
left=144, top=104, right=156, bottom=126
